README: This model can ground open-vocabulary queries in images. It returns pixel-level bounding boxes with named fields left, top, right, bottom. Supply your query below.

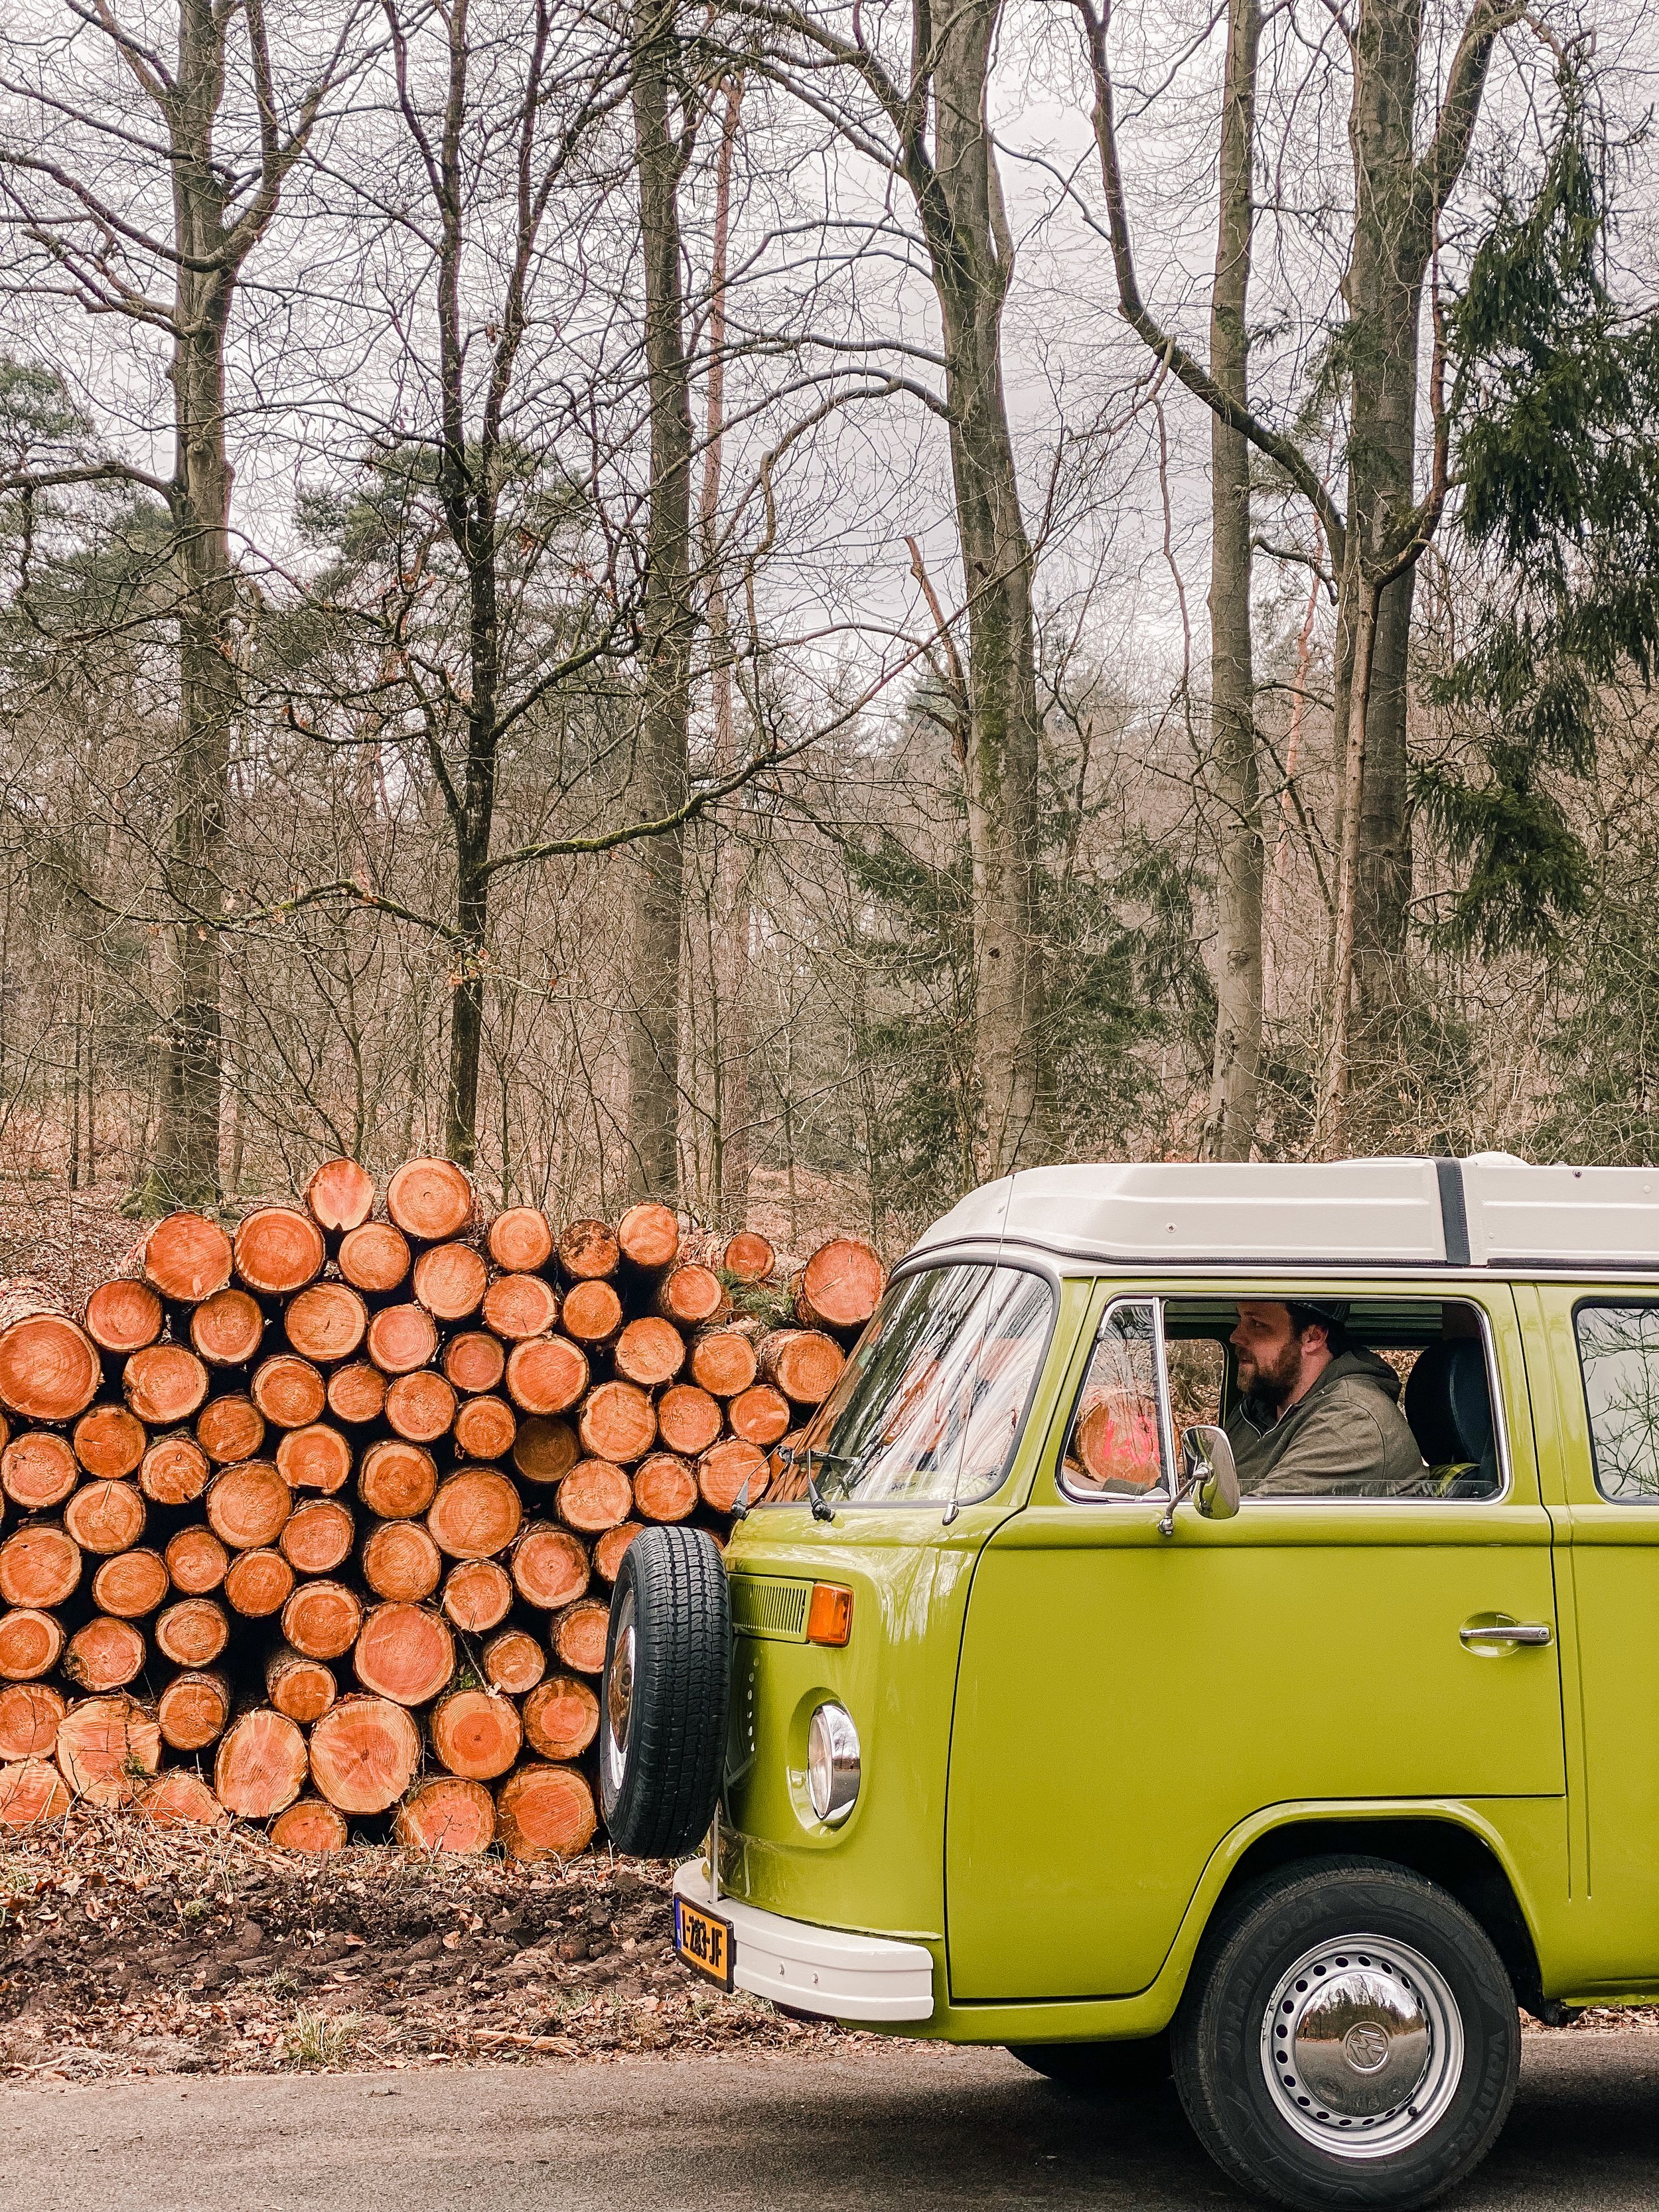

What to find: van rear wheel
left=1007, top=2032, right=1172, bottom=2098
left=1173, top=1856, right=1518, bottom=2209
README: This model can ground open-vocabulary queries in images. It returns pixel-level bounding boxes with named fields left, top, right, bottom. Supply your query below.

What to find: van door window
left=1060, top=1300, right=1169, bottom=1498
left=1574, top=1303, right=1659, bottom=1501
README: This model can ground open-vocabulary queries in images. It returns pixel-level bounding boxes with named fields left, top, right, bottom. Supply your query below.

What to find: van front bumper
left=672, top=1860, right=935, bottom=2024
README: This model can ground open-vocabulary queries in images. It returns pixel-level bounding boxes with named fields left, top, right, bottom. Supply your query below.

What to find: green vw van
left=601, top=1155, right=1659, bottom=2209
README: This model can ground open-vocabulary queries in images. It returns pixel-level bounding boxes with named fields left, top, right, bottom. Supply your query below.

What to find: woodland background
left=1, top=0, right=1658, bottom=1266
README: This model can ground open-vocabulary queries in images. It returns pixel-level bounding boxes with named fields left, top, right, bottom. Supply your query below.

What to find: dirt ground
left=0, top=1813, right=863, bottom=2083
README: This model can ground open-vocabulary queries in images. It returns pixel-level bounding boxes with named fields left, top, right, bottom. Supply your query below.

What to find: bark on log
left=522, top=1675, right=599, bottom=1761
left=284, top=1282, right=369, bottom=1364
left=487, top=1206, right=553, bottom=1273
left=617, top=1201, right=680, bottom=1272
left=655, top=1382, right=723, bottom=1457
left=164, top=1525, right=229, bottom=1595
left=561, top=1280, right=622, bottom=1346
left=496, top=1761, right=597, bottom=1858
left=729, top=1382, right=791, bottom=1446
left=154, top=1597, right=230, bottom=1668
left=721, top=1230, right=775, bottom=1284
left=550, top=1597, right=609, bottom=1674
left=304, top=1157, right=376, bottom=1234
left=557, top=1459, right=632, bottom=1534
left=443, top=1329, right=506, bottom=1394
left=196, top=1394, right=265, bottom=1464
left=366, top=1303, right=439, bottom=1376
left=0, top=1608, right=64, bottom=1681
left=270, top=1796, right=349, bottom=1853
left=338, top=1221, right=412, bottom=1293
left=140, top=1433, right=211, bottom=1505
left=275, top=1422, right=352, bottom=1495
left=57, top=1694, right=160, bottom=1805
left=795, top=1237, right=885, bottom=1332
left=308, top=1693, right=421, bottom=1812
left=512, top=1416, right=578, bottom=1485
left=72, top=1404, right=147, bottom=1479
left=358, top=1440, right=439, bottom=1520
left=0, top=1523, right=82, bottom=1608
left=509, top=1524, right=590, bottom=1611
left=0, top=1680, right=65, bottom=1758
left=360, top=1519, right=443, bottom=1603
left=142, top=1213, right=232, bottom=1303
left=430, top=1686, right=522, bottom=1779
left=504, top=1335, right=588, bottom=1416
left=386, top=1157, right=474, bottom=1242
left=205, top=1460, right=290, bottom=1550
left=281, top=1578, right=362, bottom=1659
left=63, top=1615, right=147, bottom=1691
left=758, top=1328, right=845, bottom=1405
left=395, top=1775, right=496, bottom=1854
left=427, top=1467, right=522, bottom=1558
left=265, top=1643, right=338, bottom=1724
left=156, top=1669, right=232, bottom=1751
left=125, top=1343, right=210, bottom=1426
left=614, top=1315, right=685, bottom=1388
left=139, top=1769, right=228, bottom=1828
left=189, top=1286, right=265, bottom=1366
left=385, top=1368, right=457, bottom=1443
left=557, top=1219, right=619, bottom=1282
left=577, top=1380, right=655, bottom=1464
left=326, top=1361, right=387, bottom=1424
left=482, top=1627, right=545, bottom=1694
left=656, top=1264, right=727, bottom=1329
left=64, top=1479, right=147, bottom=1555
left=632, top=1451, right=696, bottom=1524
left=0, top=1313, right=102, bottom=1424
left=2, top=1431, right=78, bottom=1511
left=90, top=1546, right=169, bottom=1619
left=689, top=1329, right=758, bottom=1398
left=83, top=1278, right=164, bottom=1355
left=234, top=1207, right=325, bottom=1295
left=439, top=1556, right=513, bottom=1631
left=451, top=1394, right=515, bottom=1462
left=214, top=1707, right=308, bottom=1818
left=594, top=1521, right=644, bottom=1584
left=411, top=1241, right=488, bottom=1322
left=0, top=1757, right=70, bottom=1826
left=698, top=1438, right=770, bottom=1513
left=479, top=1272, right=560, bottom=1343
left=279, top=1497, right=355, bottom=1575
left=222, top=1546, right=295, bottom=1618
left=251, top=1352, right=327, bottom=1429
left=353, top=1601, right=454, bottom=1705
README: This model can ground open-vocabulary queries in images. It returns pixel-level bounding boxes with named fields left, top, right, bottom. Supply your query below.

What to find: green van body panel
left=713, top=1266, right=1659, bottom=2037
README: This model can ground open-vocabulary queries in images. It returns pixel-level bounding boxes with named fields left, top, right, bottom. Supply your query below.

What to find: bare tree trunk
left=624, top=0, right=696, bottom=1203
left=1200, top=0, right=1263, bottom=1163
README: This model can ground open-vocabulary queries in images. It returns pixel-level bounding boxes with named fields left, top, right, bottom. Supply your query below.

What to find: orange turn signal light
left=806, top=1582, right=853, bottom=1648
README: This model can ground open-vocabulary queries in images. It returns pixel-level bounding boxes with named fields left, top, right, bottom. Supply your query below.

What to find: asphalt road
left=3, top=2035, right=1657, bottom=2212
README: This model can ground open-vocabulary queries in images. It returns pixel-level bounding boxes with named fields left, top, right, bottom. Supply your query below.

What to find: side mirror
left=1157, top=1424, right=1240, bottom=1538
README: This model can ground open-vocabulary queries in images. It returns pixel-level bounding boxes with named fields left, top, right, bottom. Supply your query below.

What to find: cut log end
left=427, top=1467, right=522, bottom=1560
left=486, top=1206, right=553, bottom=1274
left=759, top=1328, right=846, bottom=1407
left=0, top=1313, right=102, bottom=1424
left=63, top=1615, right=147, bottom=1692
left=154, top=1597, right=230, bottom=1669
left=657, top=1264, right=727, bottom=1329
left=353, top=1601, right=455, bottom=1706
left=512, top=1416, right=578, bottom=1486
left=251, top=1353, right=327, bottom=1430
left=358, top=1439, right=438, bottom=1521
left=281, top=1578, right=363, bottom=1660
left=3, top=1430, right=79, bottom=1511
left=124, top=1343, right=210, bottom=1426
left=550, top=1596, right=610, bottom=1676
left=305, top=1157, right=376, bottom=1234
left=593, top=1521, right=644, bottom=1584
left=56, top=1694, right=160, bottom=1806
left=72, top=1404, right=147, bottom=1481
left=0, top=1757, right=71, bottom=1827
left=326, top=1361, right=387, bottom=1425
left=308, top=1694, right=421, bottom=1814
left=557, top=1218, right=619, bottom=1282
left=496, top=1761, right=597, bottom=1859
left=285, top=1282, right=369, bottom=1365
left=360, top=1518, right=442, bottom=1603
left=721, top=1230, right=776, bottom=1285
left=143, top=1212, right=232, bottom=1304
left=509, top=1524, right=590, bottom=1613
left=157, top=1669, right=233, bottom=1751
left=430, top=1686, right=522, bottom=1780
left=139, top=1769, right=228, bottom=1830
left=576, top=1379, right=655, bottom=1465
left=394, top=1776, right=496, bottom=1855
left=141, top=1433, right=211, bottom=1506
left=522, top=1674, right=599, bottom=1761
left=0, top=1607, right=65, bottom=1682
left=504, top=1335, right=589, bottom=1418
left=270, top=1797, right=349, bottom=1854
left=617, top=1201, right=681, bottom=1273
left=275, top=1422, right=353, bottom=1495
left=412, top=1240, right=489, bottom=1322
left=796, top=1236, right=886, bottom=1331
left=206, top=1459, right=291, bottom=1550
left=614, top=1315, right=687, bottom=1389
left=443, top=1329, right=506, bottom=1394
left=0, top=1524, right=82, bottom=1610
left=366, top=1303, right=439, bottom=1378
left=729, top=1382, right=792, bottom=1447
left=234, top=1206, right=326, bottom=1297
left=337, top=1221, right=412, bottom=1294
left=452, top=1393, right=516, bottom=1462
left=0, top=1680, right=66, bottom=1759
left=561, top=1280, right=622, bottom=1346
left=64, top=1472, right=150, bottom=1553
left=480, top=1272, right=560, bottom=1343
left=279, top=1497, right=356, bottom=1576
left=222, top=1546, right=295, bottom=1619
left=699, top=1438, right=770, bottom=1514
left=385, top=1368, right=458, bottom=1443
left=266, top=1645, right=338, bottom=1724
left=386, top=1157, right=474, bottom=1243
left=196, top=1394, right=265, bottom=1465
left=164, top=1524, right=229, bottom=1596
left=82, top=1278, right=164, bottom=1356
left=189, top=1286, right=265, bottom=1368
left=90, top=1546, right=169, bottom=1619
left=482, top=1627, right=545, bottom=1696
left=655, top=1382, right=723, bottom=1459
left=214, top=1707, right=308, bottom=1818
left=689, top=1329, right=758, bottom=1399
left=557, top=1458, right=632, bottom=1535
left=439, top=1558, right=514, bottom=1633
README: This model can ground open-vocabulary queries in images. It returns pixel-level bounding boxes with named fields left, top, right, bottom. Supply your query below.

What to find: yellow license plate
left=674, top=1895, right=734, bottom=1992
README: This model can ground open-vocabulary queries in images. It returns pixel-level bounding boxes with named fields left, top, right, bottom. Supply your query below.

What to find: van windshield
left=766, top=1263, right=1054, bottom=1508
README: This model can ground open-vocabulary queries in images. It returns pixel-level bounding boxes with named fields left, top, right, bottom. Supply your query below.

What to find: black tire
left=1173, top=1856, right=1518, bottom=2211
left=1007, top=2032, right=1173, bottom=2099
left=599, top=1526, right=730, bottom=1858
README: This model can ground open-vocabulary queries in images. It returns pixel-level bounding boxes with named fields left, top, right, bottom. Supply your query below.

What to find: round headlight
left=806, top=1702, right=860, bottom=1826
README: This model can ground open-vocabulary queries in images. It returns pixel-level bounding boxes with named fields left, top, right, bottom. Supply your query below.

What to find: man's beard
left=1241, top=1338, right=1303, bottom=1412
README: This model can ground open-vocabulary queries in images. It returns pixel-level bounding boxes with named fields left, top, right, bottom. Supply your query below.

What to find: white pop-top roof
left=908, top=1154, right=1659, bottom=1272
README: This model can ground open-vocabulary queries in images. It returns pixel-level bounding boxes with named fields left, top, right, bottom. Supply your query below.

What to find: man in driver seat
left=1224, top=1299, right=1427, bottom=1496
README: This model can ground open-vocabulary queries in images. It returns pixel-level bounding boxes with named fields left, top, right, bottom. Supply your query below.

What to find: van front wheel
left=1173, top=1857, right=1518, bottom=2209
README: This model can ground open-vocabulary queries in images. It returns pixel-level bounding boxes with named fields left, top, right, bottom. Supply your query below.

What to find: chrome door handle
left=1460, top=1622, right=1552, bottom=1649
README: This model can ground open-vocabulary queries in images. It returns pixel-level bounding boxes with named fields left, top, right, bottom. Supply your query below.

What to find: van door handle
left=1460, top=1621, right=1553, bottom=1649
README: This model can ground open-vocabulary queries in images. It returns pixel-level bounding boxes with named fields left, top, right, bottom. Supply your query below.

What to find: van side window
left=1060, top=1301, right=1168, bottom=1499
left=1575, top=1304, right=1659, bottom=1502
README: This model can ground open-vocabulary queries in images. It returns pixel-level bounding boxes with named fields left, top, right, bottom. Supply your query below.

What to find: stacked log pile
left=0, top=1161, right=884, bottom=1858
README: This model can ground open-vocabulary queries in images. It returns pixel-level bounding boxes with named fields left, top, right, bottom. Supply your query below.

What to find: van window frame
left=1056, top=1294, right=1176, bottom=1504
left=1571, top=1297, right=1659, bottom=1505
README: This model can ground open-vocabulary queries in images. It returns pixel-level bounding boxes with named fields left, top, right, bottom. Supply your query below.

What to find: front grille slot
left=730, top=1576, right=810, bottom=1641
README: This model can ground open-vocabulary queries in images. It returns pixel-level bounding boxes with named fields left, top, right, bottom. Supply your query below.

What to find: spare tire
left=600, top=1525, right=730, bottom=1857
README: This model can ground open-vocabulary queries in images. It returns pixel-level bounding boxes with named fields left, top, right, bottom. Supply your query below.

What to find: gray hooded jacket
left=1224, top=1346, right=1428, bottom=1497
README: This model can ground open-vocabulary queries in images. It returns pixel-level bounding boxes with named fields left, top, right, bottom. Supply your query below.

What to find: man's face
left=1231, top=1301, right=1308, bottom=1408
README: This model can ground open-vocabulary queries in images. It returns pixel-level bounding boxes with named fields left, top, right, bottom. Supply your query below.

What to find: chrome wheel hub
left=603, top=1594, right=635, bottom=1795
left=1260, top=1935, right=1463, bottom=2160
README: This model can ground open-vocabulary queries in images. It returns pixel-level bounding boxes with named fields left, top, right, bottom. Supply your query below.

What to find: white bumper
left=673, top=1859, right=935, bottom=2024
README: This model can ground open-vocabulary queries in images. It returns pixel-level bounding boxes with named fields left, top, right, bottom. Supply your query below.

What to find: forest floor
left=0, top=1814, right=862, bottom=2084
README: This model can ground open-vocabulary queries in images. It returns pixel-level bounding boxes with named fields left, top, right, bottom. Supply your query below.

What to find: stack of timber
left=0, top=1163, right=883, bottom=1857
